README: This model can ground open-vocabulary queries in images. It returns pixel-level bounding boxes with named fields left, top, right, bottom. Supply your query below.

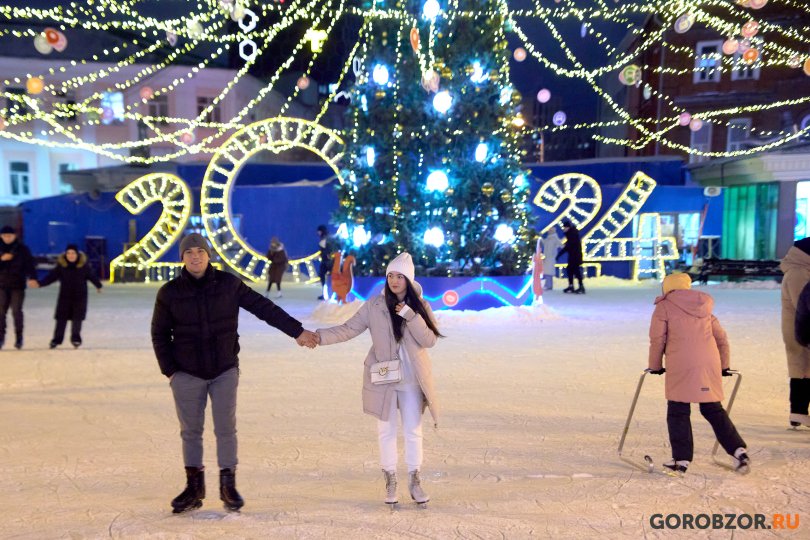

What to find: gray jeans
left=170, top=367, right=239, bottom=469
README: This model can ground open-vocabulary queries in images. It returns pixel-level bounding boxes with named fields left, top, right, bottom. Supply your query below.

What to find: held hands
left=27, top=279, right=39, bottom=289
left=1, top=253, right=13, bottom=261
left=296, top=329, right=320, bottom=349
left=395, top=302, right=405, bottom=314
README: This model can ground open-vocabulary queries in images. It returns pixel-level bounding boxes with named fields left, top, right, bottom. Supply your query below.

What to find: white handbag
left=369, top=359, right=401, bottom=385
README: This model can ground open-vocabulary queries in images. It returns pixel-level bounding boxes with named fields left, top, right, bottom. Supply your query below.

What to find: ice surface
left=0, top=277, right=806, bottom=538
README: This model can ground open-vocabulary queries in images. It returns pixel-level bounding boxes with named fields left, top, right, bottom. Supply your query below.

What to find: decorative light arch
left=200, top=117, right=344, bottom=282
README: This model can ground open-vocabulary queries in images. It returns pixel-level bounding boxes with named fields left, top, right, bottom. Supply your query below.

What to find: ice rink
left=1, top=277, right=806, bottom=539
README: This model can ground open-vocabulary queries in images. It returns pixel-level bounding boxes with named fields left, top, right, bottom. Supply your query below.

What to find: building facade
left=0, top=56, right=312, bottom=206
left=599, top=6, right=810, bottom=259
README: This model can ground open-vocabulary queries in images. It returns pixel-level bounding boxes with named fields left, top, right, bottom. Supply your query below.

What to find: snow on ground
left=0, top=277, right=807, bottom=539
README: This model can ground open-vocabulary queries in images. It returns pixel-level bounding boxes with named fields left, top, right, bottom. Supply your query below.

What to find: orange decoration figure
left=409, top=28, right=419, bottom=53
left=331, top=252, right=356, bottom=304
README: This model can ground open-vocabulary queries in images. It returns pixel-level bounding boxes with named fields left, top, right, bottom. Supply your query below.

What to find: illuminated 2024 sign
left=110, top=118, right=676, bottom=283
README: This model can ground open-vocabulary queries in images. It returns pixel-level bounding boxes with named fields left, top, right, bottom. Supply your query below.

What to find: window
left=9, top=162, right=30, bottom=196
left=800, top=114, right=810, bottom=140
left=100, top=91, right=125, bottom=124
left=5, top=87, right=27, bottom=117
left=54, top=91, right=77, bottom=122
left=58, top=163, right=76, bottom=193
left=689, top=121, right=713, bottom=163
left=148, top=94, right=169, bottom=124
left=694, top=40, right=723, bottom=84
left=196, top=96, right=222, bottom=123
left=727, top=118, right=751, bottom=152
left=731, top=43, right=761, bottom=81
left=795, top=181, right=810, bottom=241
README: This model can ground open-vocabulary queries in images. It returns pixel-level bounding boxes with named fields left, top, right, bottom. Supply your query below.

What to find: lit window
left=693, top=41, right=723, bottom=84
left=9, top=161, right=30, bottom=196
left=100, top=91, right=125, bottom=125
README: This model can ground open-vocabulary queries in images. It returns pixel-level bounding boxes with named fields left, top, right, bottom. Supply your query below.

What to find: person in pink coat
left=648, top=272, right=750, bottom=474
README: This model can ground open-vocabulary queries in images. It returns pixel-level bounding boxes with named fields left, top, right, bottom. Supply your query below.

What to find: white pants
left=377, top=387, right=424, bottom=472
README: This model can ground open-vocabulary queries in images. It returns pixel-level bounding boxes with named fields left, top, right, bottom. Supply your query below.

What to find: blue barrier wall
left=22, top=184, right=338, bottom=261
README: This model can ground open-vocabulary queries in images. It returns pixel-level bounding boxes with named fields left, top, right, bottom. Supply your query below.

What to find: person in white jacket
left=314, top=252, right=443, bottom=507
left=541, top=229, right=563, bottom=290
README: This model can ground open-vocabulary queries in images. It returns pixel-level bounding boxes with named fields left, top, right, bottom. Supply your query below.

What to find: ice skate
left=219, top=468, right=244, bottom=512
left=733, top=448, right=751, bottom=475
left=171, top=467, right=205, bottom=514
left=562, top=286, right=575, bottom=293
left=49, top=341, right=58, bottom=349
left=574, top=286, right=586, bottom=294
left=382, top=470, right=398, bottom=507
left=662, top=459, right=689, bottom=476
left=789, top=413, right=810, bottom=428
left=275, top=292, right=283, bottom=298
left=408, top=470, right=429, bottom=507
left=14, top=336, right=22, bottom=349
left=71, top=341, right=81, bottom=348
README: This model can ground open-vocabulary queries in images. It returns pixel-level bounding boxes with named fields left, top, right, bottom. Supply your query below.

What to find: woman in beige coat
left=315, top=252, right=442, bottom=507
left=779, top=238, right=810, bottom=427
left=648, top=273, right=749, bottom=474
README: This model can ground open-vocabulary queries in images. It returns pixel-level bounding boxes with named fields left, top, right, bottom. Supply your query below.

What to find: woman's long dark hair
left=384, top=280, right=443, bottom=342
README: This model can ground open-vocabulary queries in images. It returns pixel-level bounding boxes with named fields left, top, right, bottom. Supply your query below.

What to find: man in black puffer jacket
left=0, top=225, right=38, bottom=349
left=151, top=233, right=318, bottom=514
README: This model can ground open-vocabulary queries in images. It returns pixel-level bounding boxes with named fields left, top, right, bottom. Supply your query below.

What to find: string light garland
left=0, top=0, right=806, bottom=164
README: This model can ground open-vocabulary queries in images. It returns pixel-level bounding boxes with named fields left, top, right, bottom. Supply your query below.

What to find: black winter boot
left=219, top=468, right=244, bottom=511
left=171, top=466, right=205, bottom=513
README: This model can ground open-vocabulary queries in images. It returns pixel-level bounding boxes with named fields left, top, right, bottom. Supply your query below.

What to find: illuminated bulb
left=494, top=224, right=515, bottom=244
left=426, top=170, right=449, bottom=191
left=352, top=226, right=370, bottom=246
left=365, top=146, right=375, bottom=167
left=423, top=227, right=445, bottom=247
left=336, top=223, right=349, bottom=240
left=470, top=62, right=487, bottom=83
left=475, top=143, right=488, bottom=162
left=433, top=91, right=452, bottom=114
left=372, top=64, right=389, bottom=85
left=422, top=0, right=440, bottom=21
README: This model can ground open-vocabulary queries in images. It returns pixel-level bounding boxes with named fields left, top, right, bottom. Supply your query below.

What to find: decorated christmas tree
left=335, top=0, right=535, bottom=276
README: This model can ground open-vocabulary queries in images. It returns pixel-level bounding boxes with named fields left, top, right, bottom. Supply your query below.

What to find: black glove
left=722, top=368, right=733, bottom=377
left=648, top=368, right=665, bottom=375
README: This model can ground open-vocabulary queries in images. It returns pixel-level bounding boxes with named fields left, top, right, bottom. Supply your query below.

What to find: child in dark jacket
left=37, top=244, right=102, bottom=348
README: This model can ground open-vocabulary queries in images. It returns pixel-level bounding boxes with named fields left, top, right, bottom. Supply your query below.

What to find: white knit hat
left=386, top=252, right=415, bottom=284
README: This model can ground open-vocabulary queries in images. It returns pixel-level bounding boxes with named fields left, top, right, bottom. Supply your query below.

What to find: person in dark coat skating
left=556, top=218, right=585, bottom=294
left=316, top=224, right=332, bottom=300
left=0, top=225, right=39, bottom=349
left=265, top=236, right=289, bottom=298
left=151, top=233, right=319, bottom=514
left=37, top=244, right=103, bottom=349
